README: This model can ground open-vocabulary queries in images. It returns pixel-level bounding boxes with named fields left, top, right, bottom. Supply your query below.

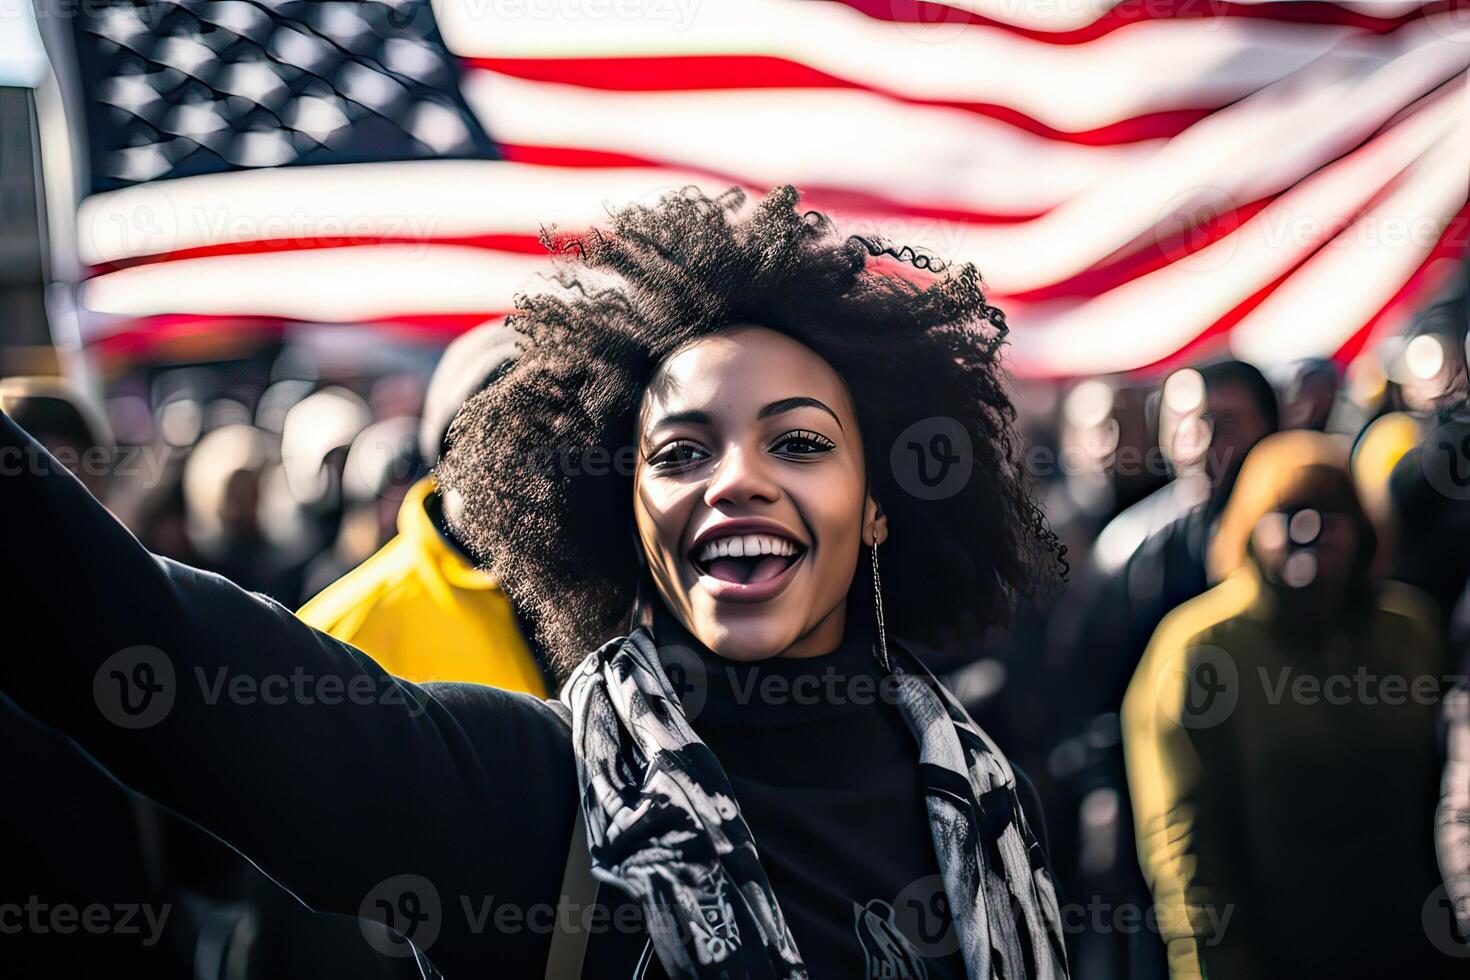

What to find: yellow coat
left=1122, top=567, right=1445, bottom=978
left=298, top=478, right=547, bottom=696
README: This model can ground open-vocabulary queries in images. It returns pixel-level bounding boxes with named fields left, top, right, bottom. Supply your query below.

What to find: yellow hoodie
left=299, top=477, right=547, bottom=696
left=1122, top=431, right=1449, bottom=978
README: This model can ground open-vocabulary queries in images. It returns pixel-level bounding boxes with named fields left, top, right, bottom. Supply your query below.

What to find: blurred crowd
left=5, top=270, right=1470, bottom=978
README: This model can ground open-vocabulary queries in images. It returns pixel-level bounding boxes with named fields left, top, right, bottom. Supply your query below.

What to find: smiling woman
left=0, top=185, right=1068, bottom=980
left=436, top=186, right=1070, bottom=977
left=439, top=185, right=1062, bottom=676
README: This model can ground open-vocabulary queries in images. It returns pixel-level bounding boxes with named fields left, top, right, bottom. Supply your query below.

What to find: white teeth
left=696, top=533, right=800, bottom=563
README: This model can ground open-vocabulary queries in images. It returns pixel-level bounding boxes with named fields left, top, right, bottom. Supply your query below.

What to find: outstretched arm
left=0, top=411, right=577, bottom=975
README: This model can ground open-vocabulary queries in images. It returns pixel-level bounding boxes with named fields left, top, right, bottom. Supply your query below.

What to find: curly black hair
left=437, top=186, right=1063, bottom=676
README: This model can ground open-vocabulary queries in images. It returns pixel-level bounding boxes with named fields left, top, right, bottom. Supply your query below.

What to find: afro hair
left=437, top=186, right=1063, bottom=675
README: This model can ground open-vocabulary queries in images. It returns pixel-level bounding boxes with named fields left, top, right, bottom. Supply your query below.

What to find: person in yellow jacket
left=1122, top=430, right=1456, bottom=979
left=299, top=323, right=549, bottom=695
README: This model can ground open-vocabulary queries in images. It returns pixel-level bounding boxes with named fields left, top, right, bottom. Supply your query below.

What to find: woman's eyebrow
left=758, top=397, right=844, bottom=431
left=648, top=408, right=712, bottom=429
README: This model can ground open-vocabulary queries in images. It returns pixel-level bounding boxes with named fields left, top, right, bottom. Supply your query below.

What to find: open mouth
left=691, top=533, right=807, bottom=586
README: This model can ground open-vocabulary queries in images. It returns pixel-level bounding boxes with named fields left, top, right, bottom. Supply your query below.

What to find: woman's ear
left=863, top=495, right=889, bottom=547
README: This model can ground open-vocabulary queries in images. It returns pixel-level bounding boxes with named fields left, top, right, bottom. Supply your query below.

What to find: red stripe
left=468, top=56, right=1210, bottom=145
left=1333, top=204, right=1470, bottom=364
left=84, top=234, right=550, bottom=275
left=495, top=144, right=666, bottom=169
left=836, top=0, right=1468, bottom=45
left=1007, top=196, right=1276, bottom=303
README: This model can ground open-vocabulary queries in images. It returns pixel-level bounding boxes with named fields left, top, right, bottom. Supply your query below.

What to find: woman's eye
left=648, top=441, right=709, bottom=469
left=771, top=430, right=836, bottom=456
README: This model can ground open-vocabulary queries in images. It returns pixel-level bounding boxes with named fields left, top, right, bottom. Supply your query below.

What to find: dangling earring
left=630, top=527, right=654, bottom=630
left=870, top=540, right=891, bottom=673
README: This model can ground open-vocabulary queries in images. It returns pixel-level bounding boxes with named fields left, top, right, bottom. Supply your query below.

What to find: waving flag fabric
left=63, top=0, right=1470, bottom=375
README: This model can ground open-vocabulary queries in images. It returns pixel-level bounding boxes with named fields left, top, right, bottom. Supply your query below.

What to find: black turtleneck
left=650, top=602, right=1046, bottom=978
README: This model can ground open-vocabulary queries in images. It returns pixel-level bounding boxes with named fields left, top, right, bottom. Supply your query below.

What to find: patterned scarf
left=558, top=626, right=1069, bottom=979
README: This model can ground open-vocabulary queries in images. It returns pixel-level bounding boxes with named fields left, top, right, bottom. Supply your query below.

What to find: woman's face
left=634, top=326, right=886, bottom=661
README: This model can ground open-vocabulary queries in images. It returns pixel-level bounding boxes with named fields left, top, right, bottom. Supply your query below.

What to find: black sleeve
left=1013, top=764, right=1050, bottom=865
left=0, top=411, right=577, bottom=976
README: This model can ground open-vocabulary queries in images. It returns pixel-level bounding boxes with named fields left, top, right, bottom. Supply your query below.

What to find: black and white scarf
left=558, top=626, right=1069, bottom=979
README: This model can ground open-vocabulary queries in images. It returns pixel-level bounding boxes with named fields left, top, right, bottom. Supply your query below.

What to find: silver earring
left=630, top=529, right=654, bottom=629
left=870, top=541, right=891, bottom=673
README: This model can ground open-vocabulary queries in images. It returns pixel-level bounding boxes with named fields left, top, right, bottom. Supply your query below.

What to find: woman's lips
left=694, top=551, right=806, bottom=603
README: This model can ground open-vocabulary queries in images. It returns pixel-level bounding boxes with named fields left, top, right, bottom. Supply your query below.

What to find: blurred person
left=127, top=455, right=199, bottom=566
left=1278, top=357, right=1340, bottom=432
left=0, top=187, right=1069, bottom=979
left=1123, top=431, right=1454, bottom=979
left=0, top=375, right=113, bottom=497
left=1350, top=410, right=1422, bottom=576
left=257, top=386, right=374, bottom=596
left=278, top=386, right=373, bottom=514
left=1383, top=408, right=1470, bottom=627
left=297, top=323, right=549, bottom=693
left=1070, top=361, right=1279, bottom=732
left=299, top=416, right=424, bottom=600
left=1336, top=352, right=1402, bottom=446
left=183, top=423, right=301, bottom=603
left=1352, top=411, right=1422, bottom=520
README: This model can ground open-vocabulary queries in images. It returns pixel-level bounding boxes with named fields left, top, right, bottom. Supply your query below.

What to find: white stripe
left=75, top=161, right=731, bottom=266
left=900, top=0, right=1118, bottom=33
left=1003, top=92, right=1462, bottom=375
left=81, top=245, right=550, bottom=325
left=1229, top=121, right=1470, bottom=365
left=462, top=70, right=1161, bottom=216
left=436, top=0, right=1364, bottom=132
left=920, top=0, right=1440, bottom=33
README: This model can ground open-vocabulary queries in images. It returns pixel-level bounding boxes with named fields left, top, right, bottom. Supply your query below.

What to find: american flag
left=55, top=0, right=1470, bottom=376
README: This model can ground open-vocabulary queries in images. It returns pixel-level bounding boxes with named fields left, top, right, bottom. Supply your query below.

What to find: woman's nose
left=703, top=446, right=780, bottom=509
